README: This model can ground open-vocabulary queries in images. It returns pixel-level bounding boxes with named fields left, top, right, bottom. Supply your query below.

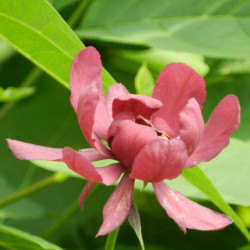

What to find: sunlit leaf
left=0, top=224, right=64, bottom=250
left=237, top=206, right=250, bottom=228
left=0, top=0, right=115, bottom=91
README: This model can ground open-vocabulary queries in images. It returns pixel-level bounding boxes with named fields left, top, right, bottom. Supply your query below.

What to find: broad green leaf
left=115, top=48, right=209, bottom=77
left=182, top=165, right=250, bottom=242
left=77, top=0, right=250, bottom=59
left=135, top=63, right=154, bottom=96
left=0, top=224, right=63, bottom=250
left=0, top=0, right=115, bottom=91
left=0, top=87, right=35, bottom=102
left=128, top=201, right=145, bottom=250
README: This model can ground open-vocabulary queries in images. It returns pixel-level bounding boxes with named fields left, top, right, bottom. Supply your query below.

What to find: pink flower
left=7, top=47, right=240, bottom=236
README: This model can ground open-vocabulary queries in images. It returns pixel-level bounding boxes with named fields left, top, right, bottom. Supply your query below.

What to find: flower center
left=135, top=115, right=170, bottom=140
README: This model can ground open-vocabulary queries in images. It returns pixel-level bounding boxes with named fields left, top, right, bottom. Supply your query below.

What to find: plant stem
left=42, top=198, right=79, bottom=239
left=105, top=227, right=120, bottom=250
left=0, top=173, right=68, bottom=208
left=67, top=0, right=91, bottom=28
left=0, top=67, right=42, bottom=121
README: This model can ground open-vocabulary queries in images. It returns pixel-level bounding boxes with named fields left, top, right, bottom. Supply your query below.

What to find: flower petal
left=152, top=63, right=206, bottom=135
left=111, top=120, right=158, bottom=167
left=96, top=163, right=126, bottom=186
left=131, top=139, right=187, bottom=182
left=107, top=112, right=135, bottom=146
left=79, top=148, right=109, bottom=161
left=106, top=83, right=129, bottom=119
left=153, top=182, right=233, bottom=232
left=179, top=98, right=204, bottom=155
left=96, top=172, right=134, bottom=236
left=70, top=46, right=102, bottom=111
left=112, top=94, right=162, bottom=120
left=63, top=147, right=103, bottom=183
left=77, top=82, right=112, bottom=157
left=186, top=95, right=240, bottom=168
left=79, top=181, right=96, bottom=210
left=7, top=139, right=63, bottom=161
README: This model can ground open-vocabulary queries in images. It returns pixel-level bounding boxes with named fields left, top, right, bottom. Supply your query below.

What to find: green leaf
left=0, top=224, right=63, bottom=250
left=135, top=63, right=154, bottom=96
left=115, top=48, right=209, bottom=77
left=0, top=87, right=35, bottom=102
left=0, top=0, right=115, bottom=91
left=128, top=201, right=145, bottom=250
left=237, top=206, right=250, bottom=228
left=182, top=165, right=250, bottom=242
left=76, top=0, right=250, bottom=59
left=0, top=39, right=14, bottom=63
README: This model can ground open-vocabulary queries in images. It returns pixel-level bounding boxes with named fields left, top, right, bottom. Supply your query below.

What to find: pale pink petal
left=79, top=181, right=96, bottom=210
left=179, top=98, right=204, bottom=155
left=153, top=182, right=233, bottom=232
left=186, top=95, right=240, bottom=168
left=112, top=94, right=163, bottom=120
left=111, top=120, right=158, bottom=167
left=130, top=139, right=187, bottom=182
left=96, top=163, right=126, bottom=186
left=79, top=148, right=109, bottom=162
left=96, top=172, right=134, bottom=236
left=77, top=83, right=113, bottom=157
left=7, top=139, right=62, bottom=161
left=70, top=46, right=102, bottom=111
left=152, top=63, right=206, bottom=136
left=63, top=147, right=103, bottom=183
left=106, top=83, right=129, bottom=119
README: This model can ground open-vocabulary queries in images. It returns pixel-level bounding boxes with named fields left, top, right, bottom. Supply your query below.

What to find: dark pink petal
left=7, top=139, right=62, bottom=161
left=79, top=181, right=96, bottom=210
left=179, top=98, right=204, bottom=155
left=78, top=148, right=109, bottom=162
left=186, top=95, right=240, bottom=168
left=150, top=116, right=175, bottom=139
left=153, top=182, right=233, bottom=232
left=70, top=46, right=102, bottom=111
left=96, top=163, right=126, bottom=186
left=96, top=172, right=134, bottom=236
left=111, top=120, right=158, bottom=167
left=130, top=139, right=187, bottom=182
left=152, top=63, right=206, bottom=135
left=63, top=147, right=103, bottom=183
left=94, top=99, right=111, bottom=141
left=77, top=83, right=112, bottom=157
left=112, top=94, right=163, bottom=120
left=107, top=112, right=135, bottom=145
left=106, top=84, right=129, bottom=119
